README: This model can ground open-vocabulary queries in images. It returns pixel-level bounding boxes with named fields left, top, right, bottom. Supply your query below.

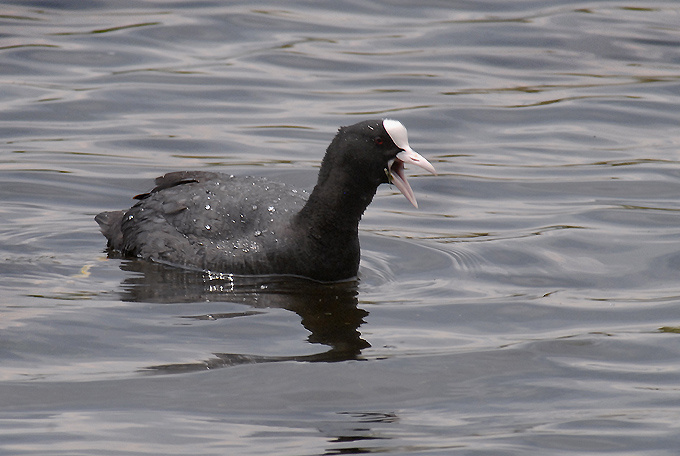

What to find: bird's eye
left=374, top=137, right=384, bottom=145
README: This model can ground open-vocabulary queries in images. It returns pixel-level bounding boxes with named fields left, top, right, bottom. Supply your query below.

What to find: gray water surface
left=2, top=1, right=680, bottom=454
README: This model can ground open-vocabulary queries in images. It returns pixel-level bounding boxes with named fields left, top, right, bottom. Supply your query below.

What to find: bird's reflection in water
left=116, top=259, right=370, bottom=373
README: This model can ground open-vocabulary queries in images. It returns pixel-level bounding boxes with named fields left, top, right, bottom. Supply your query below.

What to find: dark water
left=2, top=1, right=680, bottom=454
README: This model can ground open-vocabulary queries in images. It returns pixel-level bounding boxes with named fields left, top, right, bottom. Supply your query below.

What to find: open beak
left=387, top=146, right=437, bottom=208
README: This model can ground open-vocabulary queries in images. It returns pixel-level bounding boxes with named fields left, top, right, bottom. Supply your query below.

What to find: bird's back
left=97, top=171, right=309, bottom=273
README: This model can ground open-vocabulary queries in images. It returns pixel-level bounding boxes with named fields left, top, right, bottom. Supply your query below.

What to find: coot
left=96, top=119, right=436, bottom=282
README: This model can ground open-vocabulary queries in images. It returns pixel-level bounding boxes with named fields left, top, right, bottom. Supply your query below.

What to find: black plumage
left=96, top=119, right=435, bottom=282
